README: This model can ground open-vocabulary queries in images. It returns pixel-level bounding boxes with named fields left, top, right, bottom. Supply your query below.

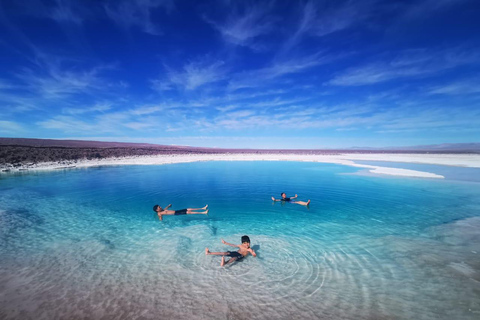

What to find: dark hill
left=1, top=138, right=478, bottom=167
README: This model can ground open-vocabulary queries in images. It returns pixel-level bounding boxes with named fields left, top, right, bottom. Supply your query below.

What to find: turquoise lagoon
left=1, top=161, right=479, bottom=319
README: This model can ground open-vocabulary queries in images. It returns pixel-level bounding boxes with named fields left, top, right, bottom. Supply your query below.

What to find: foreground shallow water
left=1, top=161, right=479, bottom=320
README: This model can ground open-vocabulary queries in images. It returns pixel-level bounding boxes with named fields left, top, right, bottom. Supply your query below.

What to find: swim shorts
left=174, top=209, right=188, bottom=215
left=227, top=251, right=244, bottom=260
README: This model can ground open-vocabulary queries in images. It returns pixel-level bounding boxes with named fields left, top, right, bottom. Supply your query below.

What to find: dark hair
left=241, top=235, right=250, bottom=243
left=281, top=192, right=286, bottom=196
left=153, top=205, right=160, bottom=212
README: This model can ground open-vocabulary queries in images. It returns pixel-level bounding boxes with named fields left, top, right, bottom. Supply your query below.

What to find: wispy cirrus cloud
left=50, top=0, right=84, bottom=25
left=228, top=51, right=332, bottom=91
left=128, top=105, right=166, bottom=116
left=2, top=0, right=85, bottom=25
left=376, top=105, right=480, bottom=133
left=399, top=0, right=471, bottom=20
left=17, top=65, right=107, bottom=99
left=38, top=112, right=135, bottom=135
left=211, top=102, right=370, bottom=131
left=188, top=89, right=287, bottom=108
left=104, top=0, right=173, bottom=35
left=12, top=49, right=119, bottom=100
left=207, top=95, right=480, bottom=134
left=0, top=91, right=40, bottom=114
left=0, top=78, right=16, bottom=90
left=428, top=78, right=480, bottom=95
left=247, top=97, right=309, bottom=108
left=309, top=0, right=375, bottom=37
left=152, top=59, right=226, bottom=91
left=62, top=102, right=113, bottom=115
left=0, top=120, right=25, bottom=134
left=37, top=101, right=181, bottom=135
left=41, top=113, right=158, bottom=135
left=34, top=91, right=480, bottom=140
left=0, top=50, right=121, bottom=120
left=37, top=116, right=100, bottom=133
left=124, top=120, right=158, bottom=130
left=281, top=0, right=375, bottom=55
left=329, top=47, right=480, bottom=86
left=205, top=1, right=274, bottom=49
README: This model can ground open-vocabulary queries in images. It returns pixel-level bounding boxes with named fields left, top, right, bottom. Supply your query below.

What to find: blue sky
left=1, top=0, right=480, bottom=149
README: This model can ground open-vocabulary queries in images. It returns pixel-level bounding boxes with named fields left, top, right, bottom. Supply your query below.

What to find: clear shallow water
left=1, top=161, right=479, bottom=320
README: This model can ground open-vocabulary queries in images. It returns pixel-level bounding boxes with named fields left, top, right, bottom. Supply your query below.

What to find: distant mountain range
left=350, top=143, right=480, bottom=152
left=1, top=137, right=479, bottom=153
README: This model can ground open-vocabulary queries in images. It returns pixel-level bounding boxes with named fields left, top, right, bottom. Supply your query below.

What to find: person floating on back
left=205, top=235, right=257, bottom=267
left=153, top=204, right=208, bottom=221
left=271, top=193, right=310, bottom=206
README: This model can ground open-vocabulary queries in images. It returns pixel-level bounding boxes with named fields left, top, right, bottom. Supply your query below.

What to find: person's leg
left=187, top=205, right=208, bottom=211
left=187, top=209, right=208, bottom=215
left=292, top=200, right=310, bottom=206
left=221, top=256, right=237, bottom=267
left=205, top=248, right=229, bottom=255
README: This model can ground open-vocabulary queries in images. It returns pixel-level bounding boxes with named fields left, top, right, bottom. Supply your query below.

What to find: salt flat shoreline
left=2, top=153, right=480, bottom=179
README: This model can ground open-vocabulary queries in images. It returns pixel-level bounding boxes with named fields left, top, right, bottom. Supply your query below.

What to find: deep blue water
left=1, top=161, right=479, bottom=320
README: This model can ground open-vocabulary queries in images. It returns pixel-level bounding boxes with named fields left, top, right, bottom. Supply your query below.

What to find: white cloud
left=128, top=105, right=167, bottom=116
left=189, top=89, right=288, bottom=108
left=17, top=66, right=104, bottom=99
left=399, top=0, right=471, bottom=20
left=37, top=116, right=99, bottom=133
left=428, top=78, right=480, bottom=95
left=2, top=0, right=85, bottom=26
left=12, top=49, right=118, bottom=100
left=124, top=121, right=157, bottom=130
left=215, top=105, right=238, bottom=112
left=104, top=0, right=173, bottom=35
left=206, top=96, right=480, bottom=134
left=37, top=102, right=183, bottom=135
left=229, top=52, right=331, bottom=91
left=0, top=91, right=40, bottom=114
left=376, top=106, right=480, bottom=132
left=0, top=79, right=15, bottom=90
left=0, top=120, right=25, bottom=134
left=34, top=95, right=480, bottom=141
left=279, top=0, right=376, bottom=56
left=50, top=0, right=83, bottom=25
left=310, top=0, right=373, bottom=37
left=62, top=103, right=113, bottom=115
left=223, top=110, right=256, bottom=119
left=247, top=97, right=309, bottom=108
left=152, top=59, right=226, bottom=91
left=329, top=47, right=480, bottom=86
left=205, top=2, right=274, bottom=49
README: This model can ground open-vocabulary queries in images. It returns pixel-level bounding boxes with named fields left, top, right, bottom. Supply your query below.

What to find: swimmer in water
left=153, top=204, right=208, bottom=221
left=271, top=193, right=310, bottom=206
left=206, top=235, right=256, bottom=267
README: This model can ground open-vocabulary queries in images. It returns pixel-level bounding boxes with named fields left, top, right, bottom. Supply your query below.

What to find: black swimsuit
left=227, top=251, right=244, bottom=260
left=174, top=209, right=188, bottom=215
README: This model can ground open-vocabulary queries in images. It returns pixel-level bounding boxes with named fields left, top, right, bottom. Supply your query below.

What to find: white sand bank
left=3, top=153, right=480, bottom=179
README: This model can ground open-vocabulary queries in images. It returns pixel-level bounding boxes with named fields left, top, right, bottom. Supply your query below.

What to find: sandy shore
left=2, top=153, right=480, bottom=179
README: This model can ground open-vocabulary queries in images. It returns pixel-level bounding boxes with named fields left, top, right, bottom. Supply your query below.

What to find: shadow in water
left=251, top=244, right=260, bottom=257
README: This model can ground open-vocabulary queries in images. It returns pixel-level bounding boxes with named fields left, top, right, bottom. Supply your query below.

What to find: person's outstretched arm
left=271, top=197, right=281, bottom=201
left=248, top=248, right=257, bottom=257
left=291, top=194, right=298, bottom=199
left=165, top=204, right=172, bottom=210
left=221, top=239, right=239, bottom=247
